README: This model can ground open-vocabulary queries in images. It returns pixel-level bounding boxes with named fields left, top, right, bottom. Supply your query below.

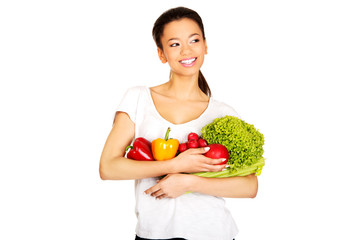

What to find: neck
left=166, top=72, right=205, bottom=101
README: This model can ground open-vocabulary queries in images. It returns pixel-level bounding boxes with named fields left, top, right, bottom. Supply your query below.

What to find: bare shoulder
left=149, top=83, right=169, bottom=97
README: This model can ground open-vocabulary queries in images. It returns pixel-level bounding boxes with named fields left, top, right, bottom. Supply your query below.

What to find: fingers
left=205, top=157, right=227, bottom=165
left=201, top=157, right=228, bottom=172
left=186, top=147, right=210, bottom=155
left=144, top=186, right=159, bottom=195
left=203, top=163, right=227, bottom=172
left=177, top=147, right=229, bottom=173
left=151, top=189, right=165, bottom=198
left=145, top=186, right=169, bottom=199
left=145, top=186, right=162, bottom=196
left=144, top=179, right=168, bottom=199
left=155, top=194, right=167, bottom=200
left=203, top=146, right=210, bottom=153
left=185, top=148, right=226, bottom=165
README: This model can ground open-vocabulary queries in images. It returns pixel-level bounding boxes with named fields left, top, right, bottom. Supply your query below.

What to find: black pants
left=135, top=236, right=186, bottom=240
left=135, top=235, right=235, bottom=240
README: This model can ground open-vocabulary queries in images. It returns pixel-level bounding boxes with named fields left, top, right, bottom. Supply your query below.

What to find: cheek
left=195, top=44, right=207, bottom=55
left=196, top=46, right=207, bottom=60
left=165, top=50, right=179, bottom=61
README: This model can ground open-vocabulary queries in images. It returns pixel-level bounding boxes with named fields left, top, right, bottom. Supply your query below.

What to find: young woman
left=99, top=7, right=258, bottom=240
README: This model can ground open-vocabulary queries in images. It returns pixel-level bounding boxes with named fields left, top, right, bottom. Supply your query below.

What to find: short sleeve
left=212, top=99, right=240, bottom=118
left=222, top=103, right=240, bottom=118
left=114, top=86, right=141, bottom=123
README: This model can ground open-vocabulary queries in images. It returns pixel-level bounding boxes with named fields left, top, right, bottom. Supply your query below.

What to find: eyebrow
left=167, top=33, right=201, bottom=42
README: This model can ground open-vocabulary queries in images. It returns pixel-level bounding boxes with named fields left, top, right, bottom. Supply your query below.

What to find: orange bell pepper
left=152, top=127, right=179, bottom=161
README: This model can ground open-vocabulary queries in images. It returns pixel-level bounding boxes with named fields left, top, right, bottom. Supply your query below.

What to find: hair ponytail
left=198, top=70, right=211, bottom=97
left=153, top=7, right=212, bottom=97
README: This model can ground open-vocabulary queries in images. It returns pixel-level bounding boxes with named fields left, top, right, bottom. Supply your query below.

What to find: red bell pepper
left=125, top=137, right=154, bottom=161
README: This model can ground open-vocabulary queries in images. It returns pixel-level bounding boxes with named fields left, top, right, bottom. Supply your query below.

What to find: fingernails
left=222, top=164, right=229, bottom=171
left=204, top=147, right=210, bottom=152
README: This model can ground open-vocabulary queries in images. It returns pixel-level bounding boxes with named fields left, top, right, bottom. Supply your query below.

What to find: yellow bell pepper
left=152, top=127, right=179, bottom=161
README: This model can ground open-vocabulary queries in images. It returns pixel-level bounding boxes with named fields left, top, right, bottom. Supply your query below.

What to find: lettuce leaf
left=194, top=115, right=265, bottom=177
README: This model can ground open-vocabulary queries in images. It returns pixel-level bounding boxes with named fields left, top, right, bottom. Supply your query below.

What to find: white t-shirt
left=116, top=86, right=240, bottom=240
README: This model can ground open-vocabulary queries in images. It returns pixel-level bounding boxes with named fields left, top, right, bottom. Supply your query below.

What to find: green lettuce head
left=198, top=116, right=265, bottom=177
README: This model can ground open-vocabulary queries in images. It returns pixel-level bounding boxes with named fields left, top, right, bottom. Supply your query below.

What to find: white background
left=1, top=0, right=359, bottom=239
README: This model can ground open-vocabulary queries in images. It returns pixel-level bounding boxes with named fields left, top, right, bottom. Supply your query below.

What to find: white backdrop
left=1, top=0, right=359, bottom=239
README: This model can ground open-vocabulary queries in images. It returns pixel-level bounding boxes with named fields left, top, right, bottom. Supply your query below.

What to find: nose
left=180, top=44, right=191, bottom=56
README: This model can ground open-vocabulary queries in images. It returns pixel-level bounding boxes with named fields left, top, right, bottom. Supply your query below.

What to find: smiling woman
left=156, top=18, right=207, bottom=80
left=99, top=6, right=256, bottom=240
left=152, top=7, right=211, bottom=97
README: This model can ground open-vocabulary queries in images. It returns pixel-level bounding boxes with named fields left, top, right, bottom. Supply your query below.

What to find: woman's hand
left=144, top=173, right=196, bottom=199
left=145, top=173, right=258, bottom=199
left=170, top=147, right=227, bottom=173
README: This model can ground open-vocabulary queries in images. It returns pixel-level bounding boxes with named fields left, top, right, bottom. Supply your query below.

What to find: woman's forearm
left=188, top=174, right=258, bottom=198
left=99, top=147, right=227, bottom=181
left=99, top=157, right=176, bottom=180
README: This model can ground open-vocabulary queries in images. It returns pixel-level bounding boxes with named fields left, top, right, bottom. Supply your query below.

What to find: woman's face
left=158, top=18, right=208, bottom=78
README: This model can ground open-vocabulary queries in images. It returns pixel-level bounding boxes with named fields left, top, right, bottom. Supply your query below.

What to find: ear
left=204, top=38, right=208, bottom=55
left=157, top=47, right=167, bottom=63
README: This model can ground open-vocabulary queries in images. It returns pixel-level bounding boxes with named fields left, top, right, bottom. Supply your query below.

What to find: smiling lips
left=179, top=57, right=197, bottom=67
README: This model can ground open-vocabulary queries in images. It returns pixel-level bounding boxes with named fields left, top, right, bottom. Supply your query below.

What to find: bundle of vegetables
left=192, top=115, right=265, bottom=178
left=126, top=127, right=179, bottom=161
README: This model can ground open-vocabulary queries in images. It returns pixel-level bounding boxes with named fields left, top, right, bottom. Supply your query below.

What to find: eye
left=170, top=43, right=180, bottom=47
left=191, top=39, right=200, bottom=43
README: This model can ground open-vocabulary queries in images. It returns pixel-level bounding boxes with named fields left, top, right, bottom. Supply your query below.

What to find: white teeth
left=180, top=58, right=196, bottom=64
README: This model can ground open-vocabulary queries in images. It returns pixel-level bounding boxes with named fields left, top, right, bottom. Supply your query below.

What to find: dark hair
left=152, top=7, right=211, bottom=97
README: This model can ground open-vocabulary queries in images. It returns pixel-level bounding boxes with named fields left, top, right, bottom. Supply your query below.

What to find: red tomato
left=203, top=144, right=229, bottom=165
